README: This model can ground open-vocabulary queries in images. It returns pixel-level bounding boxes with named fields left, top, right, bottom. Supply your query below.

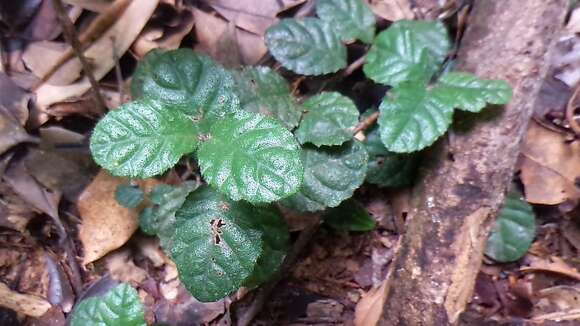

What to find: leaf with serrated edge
left=139, top=181, right=197, bottom=249
left=316, top=0, right=375, bottom=43
left=233, top=66, right=302, bottom=129
left=363, top=20, right=450, bottom=86
left=323, top=199, right=376, bottom=231
left=378, top=82, right=454, bottom=153
left=485, top=193, right=536, bottom=263
left=365, top=125, right=418, bottom=187
left=432, top=72, right=513, bottom=112
left=198, top=111, right=303, bottom=204
left=131, top=49, right=239, bottom=131
left=171, top=186, right=282, bottom=302
left=70, top=283, right=146, bottom=326
left=90, top=100, right=200, bottom=178
left=282, top=141, right=368, bottom=212
left=295, top=92, right=360, bottom=147
left=265, top=18, right=347, bottom=76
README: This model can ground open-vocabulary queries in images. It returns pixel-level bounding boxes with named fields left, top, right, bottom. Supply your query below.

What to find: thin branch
left=342, top=54, right=367, bottom=77
left=353, top=110, right=379, bottom=134
left=51, top=0, right=106, bottom=113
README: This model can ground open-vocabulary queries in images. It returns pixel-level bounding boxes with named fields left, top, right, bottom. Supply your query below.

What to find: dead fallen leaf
left=368, top=0, right=414, bottom=21
left=520, top=121, right=580, bottom=205
left=533, top=285, right=580, bottom=322
left=205, top=0, right=305, bottom=35
left=0, top=281, right=51, bottom=318
left=354, top=280, right=388, bottom=326
left=45, top=253, right=74, bottom=313
left=35, top=0, right=159, bottom=109
left=104, top=249, right=148, bottom=285
left=77, top=171, right=139, bottom=264
left=0, top=72, right=29, bottom=125
left=521, top=255, right=580, bottom=281
left=23, top=41, right=82, bottom=85
left=193, top=9, right=267, bottom=66
left=0, top=0, right=43, bottom=34
left=63, top=0, right=113, bottom=12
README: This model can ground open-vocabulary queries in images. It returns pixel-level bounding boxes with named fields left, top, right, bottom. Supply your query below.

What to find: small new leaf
left=323, top=199, right=376, bottom=231
left=363, top=20, right=450, bottom=86
left=115, top=184, right=144, bottom=208
left=282, top=141, right=368, bottom=212
left=265, top=18, right=347, bottom=76
left=198, top=111, right=303, bottom=204
left=432, top=72, right=513, bottom=112
left=131, top=49, right=239, bottom=131
left=485, top=193, right=536, bottom=263
left=295, top=92, right=360, bottom=147
left=170, top=187, right=284, bottom=302
left=316, top=0, right=376, bottom=43
left=70, top=283, right=146, bottom=326
left=233, top=66, right=302, bottom=129
left=90, top=100, right=200, bottom=178
left=378, top=82, right=454, bottom=153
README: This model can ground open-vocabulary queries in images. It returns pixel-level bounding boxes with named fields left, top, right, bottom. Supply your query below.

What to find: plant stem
left=342, top=54, right=367, bottom=77
left=353, top=110, right=379, bottom=134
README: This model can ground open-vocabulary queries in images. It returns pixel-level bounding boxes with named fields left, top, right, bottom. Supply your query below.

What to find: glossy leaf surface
left=316, top=0, right=375, bottom=43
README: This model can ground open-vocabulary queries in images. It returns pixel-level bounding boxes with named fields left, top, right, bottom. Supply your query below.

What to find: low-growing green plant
left=90, top=0, right=513, bottom=303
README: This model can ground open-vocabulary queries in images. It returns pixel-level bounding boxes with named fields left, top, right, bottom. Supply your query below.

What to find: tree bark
left=379, top=1, right=567, bottom=325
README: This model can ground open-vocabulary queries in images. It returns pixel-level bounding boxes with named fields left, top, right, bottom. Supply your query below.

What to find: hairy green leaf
left=232, top=66, right=302, bottom=129
left=378, top=82, right=454, bottom=153
left=323, top=199, right=375, bottom=231
left=432, top=72, right=513, bottom=112
left=315, top=0, right=375, bottom=43
left=282, top=141, right=368, bottom=212
left=90, top=100, right=200, bottom=178
left=198, top=111, right=303, bottom=204
left=115, top=184, right=144, bottom=208
left=486, top=193, right=536, bottom=263
left=171, top=186, right=284, bottom=302
left=265, top=18, right=347, bottom=76
left=295, top=92, right=359, bottom=147
left=131, top=49, right=239, bottom=131
left=139, top=181, right=197, bottom=248
left=365, top=125, right=418, bottom=187
left=363, top=20, right=450, bottom=86
left=70, top=283, right=146, bottom=326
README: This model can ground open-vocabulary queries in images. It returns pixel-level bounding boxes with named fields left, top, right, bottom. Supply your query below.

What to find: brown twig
left=353, top=110, right=379, bottom=134
left=566, top=84, right=580, bottom=135
left=342, top=54, right=367, bottom=77
left=237, top=219, right=321, bottom=326
left=51, top=0, right=107, bottom=112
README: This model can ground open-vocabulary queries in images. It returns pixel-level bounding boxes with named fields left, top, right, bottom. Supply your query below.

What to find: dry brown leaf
left=368, top=0, right=414, bottom=22
left=0, top=281, right=51, bottom=317
left=520, top=121, right=580, bottom=205
left=132, top=9, right=194, bottom=59
left=23, top=41, right=81, bottom=85
left=104, top=249, right=148, bottom=284
left=354, top=280, right=388, bottom=326
left=63, top=0, right=113, bottom=12
left=206, top=0, right=305, bottom=35
left=77, top=171, right=141, bottom=264
left=566, top=7, right=580, bottom=34
left=35, top=0, right=159, bottom=110
left=533, top=285, right=580, bottom=322
left=193, top=9, right=267, bottom=66
left=521, top=256, right=580, bottom=281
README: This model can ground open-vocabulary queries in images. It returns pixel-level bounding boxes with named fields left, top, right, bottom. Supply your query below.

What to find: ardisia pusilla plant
left=89, top=0, right=512, bottom=303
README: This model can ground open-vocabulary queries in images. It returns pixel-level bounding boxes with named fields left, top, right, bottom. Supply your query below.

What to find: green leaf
left=378, top=82, right=454, bottom=153
left=363, top=20, right=450, bottom=86
left=315, top=0, right=376, bottom=43
left=171, top=186, right=283, bottom=302
left=131, top=49, right=240, bottom=131
left=295, top=92, right=360, bottom=147
left=265, top=18, right=347, bottom=76
left=232, top=66, right=302, bottom=129
left=114, top=184, right=144, bottom=208
left=323, top=199, right=375, bottom=231
left=281, top=141, right=368, bottom=212
left=432, top=72, right=513, bottom=112
left=70, top=283, right=146, bottom=326
left=365, top=125, right=418, bottom=187
left=139, top=181, right=197, bottom=248
left=485, top=193, right=536, bottom=263
left=90, top=100, right=200, bottom=178
left=197, top=111, right=303, bottom=204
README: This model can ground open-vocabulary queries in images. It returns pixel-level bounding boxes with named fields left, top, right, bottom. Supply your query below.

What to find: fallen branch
left=378, top=1, right=568, bottom=325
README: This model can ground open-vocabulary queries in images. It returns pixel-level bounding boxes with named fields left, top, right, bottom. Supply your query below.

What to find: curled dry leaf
left=354, top=280, right=388, bottom=326
left=104, top=249, right=148, bottom=285
left=368, top=0, right=414, bottom=21
left=519, top=121, right=580, bottom=205
left=521, top=255, right=580, bottom=281
left=0, top=281, right=51, bottom=317
left=35, top=0, right=159, bottom=110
